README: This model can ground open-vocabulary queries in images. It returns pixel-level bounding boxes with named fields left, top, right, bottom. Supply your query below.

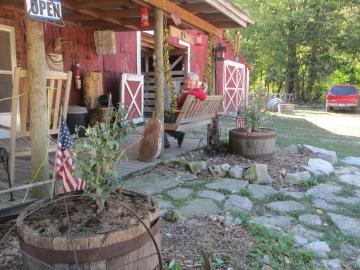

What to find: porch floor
left=0, top=130, right=205, bottom=211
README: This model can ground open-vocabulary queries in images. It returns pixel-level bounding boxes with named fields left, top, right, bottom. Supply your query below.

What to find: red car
left=326, top=85, right=359, bottom=112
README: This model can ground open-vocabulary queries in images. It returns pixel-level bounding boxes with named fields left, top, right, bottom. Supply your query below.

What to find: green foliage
left=248, top=223, right=316, bottom=270
left=73, top=108, right=133, bottom=212
left=239, top=188, right=252, bottom=198
left=230, top=0, right=360, bottom=101
left=245, top=88, right=266, bottom=130
left=300, top=177, right=321, bottom=189
left=269, top=192, right=291, bottom=202
left=231, top=211, right=251, bottom=223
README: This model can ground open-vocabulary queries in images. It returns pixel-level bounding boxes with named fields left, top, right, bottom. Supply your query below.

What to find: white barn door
left=120, top=73, right=144, bottom=124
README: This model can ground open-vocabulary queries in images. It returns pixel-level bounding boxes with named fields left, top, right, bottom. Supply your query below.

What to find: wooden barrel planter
left=278, top=103, right=295, bottom=114
left=17, top=190, right=161, bottom=270
left=229, top=128, right=277, bottom=158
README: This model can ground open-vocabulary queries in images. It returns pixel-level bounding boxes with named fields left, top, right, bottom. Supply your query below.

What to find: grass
left=231, top=211, right=251, bottom=223
left=248, top=223, right=316, bottom=270
left=268, top=192, right=292, bottom=202
left=239, top=188, right=252, bottom=198
left=262, top=110, right=360, bottom=158
left=335, top=185, right=357, bottom=197
left=160, top=191, right=194, bottom=208
left=300, top=177, right=322, bottom=189
left=182, top=180, right=209, bottom=191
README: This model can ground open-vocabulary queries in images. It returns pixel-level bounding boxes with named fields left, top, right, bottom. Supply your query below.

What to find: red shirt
left=177, top=88, right=207, bottom=109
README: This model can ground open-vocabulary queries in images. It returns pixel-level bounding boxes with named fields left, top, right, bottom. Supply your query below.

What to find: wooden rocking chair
left=0, top=67, right=72, bottom=188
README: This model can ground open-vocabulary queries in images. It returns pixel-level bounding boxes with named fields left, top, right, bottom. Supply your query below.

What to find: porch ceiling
left=0, top=0, right=253, bottom=36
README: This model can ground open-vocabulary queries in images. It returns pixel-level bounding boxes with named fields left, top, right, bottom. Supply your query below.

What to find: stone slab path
left=124, top=159, right=360, bottom=269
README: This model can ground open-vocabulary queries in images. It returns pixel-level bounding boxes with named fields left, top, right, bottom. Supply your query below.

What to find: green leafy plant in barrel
left=73, top=108, right=133, bottom=213
left=244, top=88, right=267, bottom=131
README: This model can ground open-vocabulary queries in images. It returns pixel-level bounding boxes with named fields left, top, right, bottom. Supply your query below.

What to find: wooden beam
left=178, top=3, right=218, bottom=14
left=154, top=8, right=164, bottom=153
left=25, top=17, right=50, bottom=198
left=139, top=0, right=222, bottom=36
left=101, top=8, right=150, bottom=18
left=62, top=1, right=138, bottom=30
left=71, top=0, right=133, bottom=9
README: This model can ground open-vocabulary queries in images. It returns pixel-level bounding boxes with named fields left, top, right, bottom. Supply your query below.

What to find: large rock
left=197, top=190, right=226, bottom=202
left=284, top=144, right=300, bottom=154
left=229, top=165, right=244, bottom=179
left=301, top=145, right=337, bottom=165
left=338, top=173, right=360, bottom=187
left=313, top=199, right=338, bottom=211
left=321, top=259, right=342, bottom=270
left=266, top=201, right=305, bottom=213
left=343, top=156, right=360, bottom=167
left=123, top=173, right=182, bottom=195
left=289, top=224, right=325, bottom=242
left=188, top=161, right=207, bottom=174
left=224, top=195, right=253, bottom=212
left=304, top=241, right=331, bottom=258
left=209, top=165, right=227, bottom=177
left=220, top=163, right=231, bottom=172
left=179, top=199, right=220, bottom=217
left=328, top=213, right=360, bottom=238
left=250, top=214, right=294, bottom=230
left=305, top=158, right=334, bottom=176
left=299, top=214, right=322, bottom=226
left=284, top=171, right=311, bottom=185
left=306, top=184, right=342, bottom=199
left=205, top=178, right=248, bottom=193
left=244, top=164, right=272, bottom=185
left=247, top=184, right=278, bottom=200
left=167, top=188, right=193, bottom=200
left=267, top=98, right=283, bottom=111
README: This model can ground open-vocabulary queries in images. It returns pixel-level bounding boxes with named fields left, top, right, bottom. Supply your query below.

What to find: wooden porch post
left=26, top=18, right=50, bottom=198
left=154, top=8, right=164, bottom=153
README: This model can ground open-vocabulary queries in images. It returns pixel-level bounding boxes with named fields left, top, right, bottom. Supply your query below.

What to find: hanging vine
left=204, top=34, right=214, bottom=95
left=163, top=26, right=178, bottom=113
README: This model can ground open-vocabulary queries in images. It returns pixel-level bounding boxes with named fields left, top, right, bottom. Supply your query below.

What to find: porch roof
left=0, top=0, right=253, bottom=36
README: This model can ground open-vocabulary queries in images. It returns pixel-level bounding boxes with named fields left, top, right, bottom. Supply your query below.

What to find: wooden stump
left=17, top=190, right=161, bottom=270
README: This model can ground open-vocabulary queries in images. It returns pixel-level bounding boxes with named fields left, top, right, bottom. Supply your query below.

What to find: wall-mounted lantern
left=214, top=44, right=226, bottom=61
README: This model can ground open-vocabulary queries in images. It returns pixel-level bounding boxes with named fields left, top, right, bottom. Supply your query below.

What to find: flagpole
left=50, top=108, right=63, bottom=200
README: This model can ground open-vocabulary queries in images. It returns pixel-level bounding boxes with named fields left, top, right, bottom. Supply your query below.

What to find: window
left=0, top=25, right=16, bottom=129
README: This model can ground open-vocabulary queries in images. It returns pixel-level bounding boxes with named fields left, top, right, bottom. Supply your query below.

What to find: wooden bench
left=164, top=95, right=224, bottom=132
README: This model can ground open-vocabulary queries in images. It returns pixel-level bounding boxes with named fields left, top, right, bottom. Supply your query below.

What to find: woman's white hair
left=187, top=72, right=199, bottom=82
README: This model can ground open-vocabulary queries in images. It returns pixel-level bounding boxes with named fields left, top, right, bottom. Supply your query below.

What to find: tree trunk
left=286, top=0, right=299, bottom=95
left=26, top=18, right=50, bottom=199
left=154, top=9, right=164, bottom=154
left=207, top=116, right=220, bottom=148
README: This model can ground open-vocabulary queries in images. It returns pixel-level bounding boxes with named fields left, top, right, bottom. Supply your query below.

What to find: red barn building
left=0, top=1, right=252, bottom=126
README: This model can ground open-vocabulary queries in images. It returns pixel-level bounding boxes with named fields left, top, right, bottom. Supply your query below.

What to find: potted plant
left=16, top=108, right=162, bottom=270
left=229, top=88, right=277, bottom=158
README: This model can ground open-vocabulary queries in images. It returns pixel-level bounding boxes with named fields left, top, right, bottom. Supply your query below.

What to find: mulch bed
left=161, top=217, right=256, bottom=270
left=155, top=146, right=311, bottom=187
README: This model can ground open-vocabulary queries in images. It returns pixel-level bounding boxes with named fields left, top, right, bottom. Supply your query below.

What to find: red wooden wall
left=0, top=6, right=250, bottom=112
left=0, top=7, right=137, bottom=106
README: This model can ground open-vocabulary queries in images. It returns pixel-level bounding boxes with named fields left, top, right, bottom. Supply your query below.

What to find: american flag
left=55, top=117, right=85, bottom=192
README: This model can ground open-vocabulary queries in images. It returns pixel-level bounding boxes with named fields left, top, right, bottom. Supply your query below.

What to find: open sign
left=26, top=0, right=62, bottom=21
